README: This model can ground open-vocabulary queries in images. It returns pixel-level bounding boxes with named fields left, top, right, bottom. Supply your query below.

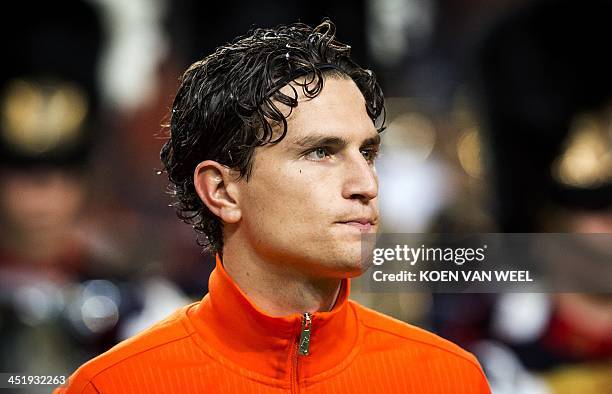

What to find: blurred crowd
left=0, top=0, right=610, bottom=393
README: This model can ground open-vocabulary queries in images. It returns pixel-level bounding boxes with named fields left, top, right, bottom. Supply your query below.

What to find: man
left=58, top=20, right=490, bottom=393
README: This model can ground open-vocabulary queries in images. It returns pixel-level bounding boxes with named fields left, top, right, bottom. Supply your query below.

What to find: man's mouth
left=336, top=218, right=377, bottom=232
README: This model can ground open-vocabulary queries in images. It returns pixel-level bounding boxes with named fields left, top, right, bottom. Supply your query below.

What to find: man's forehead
left=273, top=78, right=378, bottom=145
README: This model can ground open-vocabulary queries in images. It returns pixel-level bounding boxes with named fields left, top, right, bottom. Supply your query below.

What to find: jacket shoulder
left=350, top=300, right=482, bottom=369
left=59, top=303, right=198, bottom=393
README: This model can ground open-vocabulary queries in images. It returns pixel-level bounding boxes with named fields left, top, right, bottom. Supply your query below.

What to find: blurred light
left=13, top=284, right=64, bottom=326
left=473, top=341, right=551, bottom=394
left=66, top=284, right=87, bottom=333
left=83, top=279, right=122, bottom=306
left=492, top=293, right=551, bottom=344
left=94, top=0, right=168, bottom=109
left=66, top=280, right=121, bottom=335
left=385, top=112, right=436, bottom=162
left=0, top=79, right=88, bottom=154
left=14, top=287, right=51, bottom=325
left=552, top=114, right=612, bottom=188
left=377, top=102, right=451, bottom=232
left=457, top=128, right=483, bottom=178
left=378, top=148, right=452, bottom=232
left=119, top=277, right=190, bottom=339
left=81, top=295, right=119, bottom=333
left=367, top=0, right=434, bottom=65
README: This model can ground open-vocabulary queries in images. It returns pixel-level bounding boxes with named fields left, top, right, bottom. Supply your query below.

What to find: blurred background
left=0, top=0, right=610, bottom=393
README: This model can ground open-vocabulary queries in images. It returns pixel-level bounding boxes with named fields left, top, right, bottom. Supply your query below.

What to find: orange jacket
left=56, top=257, right=490, bottom=393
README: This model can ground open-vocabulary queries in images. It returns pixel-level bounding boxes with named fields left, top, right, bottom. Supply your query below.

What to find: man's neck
left=221, top=247, right=343, bottom=317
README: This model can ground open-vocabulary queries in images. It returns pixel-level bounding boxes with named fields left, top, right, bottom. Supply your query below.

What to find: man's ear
left=193, top=160, right=241, bottom=224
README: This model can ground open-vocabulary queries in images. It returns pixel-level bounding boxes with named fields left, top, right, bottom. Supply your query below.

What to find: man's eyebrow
left=291, top=135, right=348, bottom=149
left=291, top=133, right=381, bottom=149
left=361, top=134, right=381, bottom=147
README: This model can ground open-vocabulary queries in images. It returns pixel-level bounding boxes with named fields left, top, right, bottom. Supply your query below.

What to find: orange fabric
left=56, top=256, right=491, bottom=393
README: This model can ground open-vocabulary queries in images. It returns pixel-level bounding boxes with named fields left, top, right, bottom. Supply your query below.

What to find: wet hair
left=160, top=19, right=385, bottom=253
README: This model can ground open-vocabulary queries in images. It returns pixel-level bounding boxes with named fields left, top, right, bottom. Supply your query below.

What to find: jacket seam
left=82, top=381, right=101, bottom=394
left=359, top=318, right=485, bottom=375
left=85, top=331, right=194, bottom=384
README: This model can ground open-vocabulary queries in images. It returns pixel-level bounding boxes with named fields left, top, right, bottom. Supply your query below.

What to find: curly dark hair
left=160, top=19, right=385, bottom=253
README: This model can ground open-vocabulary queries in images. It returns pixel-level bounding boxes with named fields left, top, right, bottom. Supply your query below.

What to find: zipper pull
left=298, top=312, right=312, bottom=356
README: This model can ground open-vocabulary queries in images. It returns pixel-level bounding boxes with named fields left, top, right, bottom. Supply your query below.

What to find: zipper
left=298, top=312, right=312, bottom=355
left=291, top=312, right=312, bottom=394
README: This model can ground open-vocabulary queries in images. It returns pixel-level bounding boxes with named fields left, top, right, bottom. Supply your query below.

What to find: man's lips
left=336, top=218, right=377, bottom=231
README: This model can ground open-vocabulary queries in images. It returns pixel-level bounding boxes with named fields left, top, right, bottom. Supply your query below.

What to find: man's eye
left=305, top=147, right=330, bottom=161
left=361, top=148, right=379, bottom=163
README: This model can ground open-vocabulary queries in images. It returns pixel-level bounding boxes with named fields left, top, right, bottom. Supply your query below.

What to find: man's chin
left=322, top=248, right=372, bottom=278
left=342, top=264, right=369, bottom=278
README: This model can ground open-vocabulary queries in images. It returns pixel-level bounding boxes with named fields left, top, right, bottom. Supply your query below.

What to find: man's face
left=234, top=77, right=380, bottom=278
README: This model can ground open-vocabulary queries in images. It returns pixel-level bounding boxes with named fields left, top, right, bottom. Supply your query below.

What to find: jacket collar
left=189, top=255, right=359, bottom=382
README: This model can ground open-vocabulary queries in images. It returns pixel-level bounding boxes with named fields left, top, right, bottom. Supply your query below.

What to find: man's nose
left=341, top=152, right=378, bottom=202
